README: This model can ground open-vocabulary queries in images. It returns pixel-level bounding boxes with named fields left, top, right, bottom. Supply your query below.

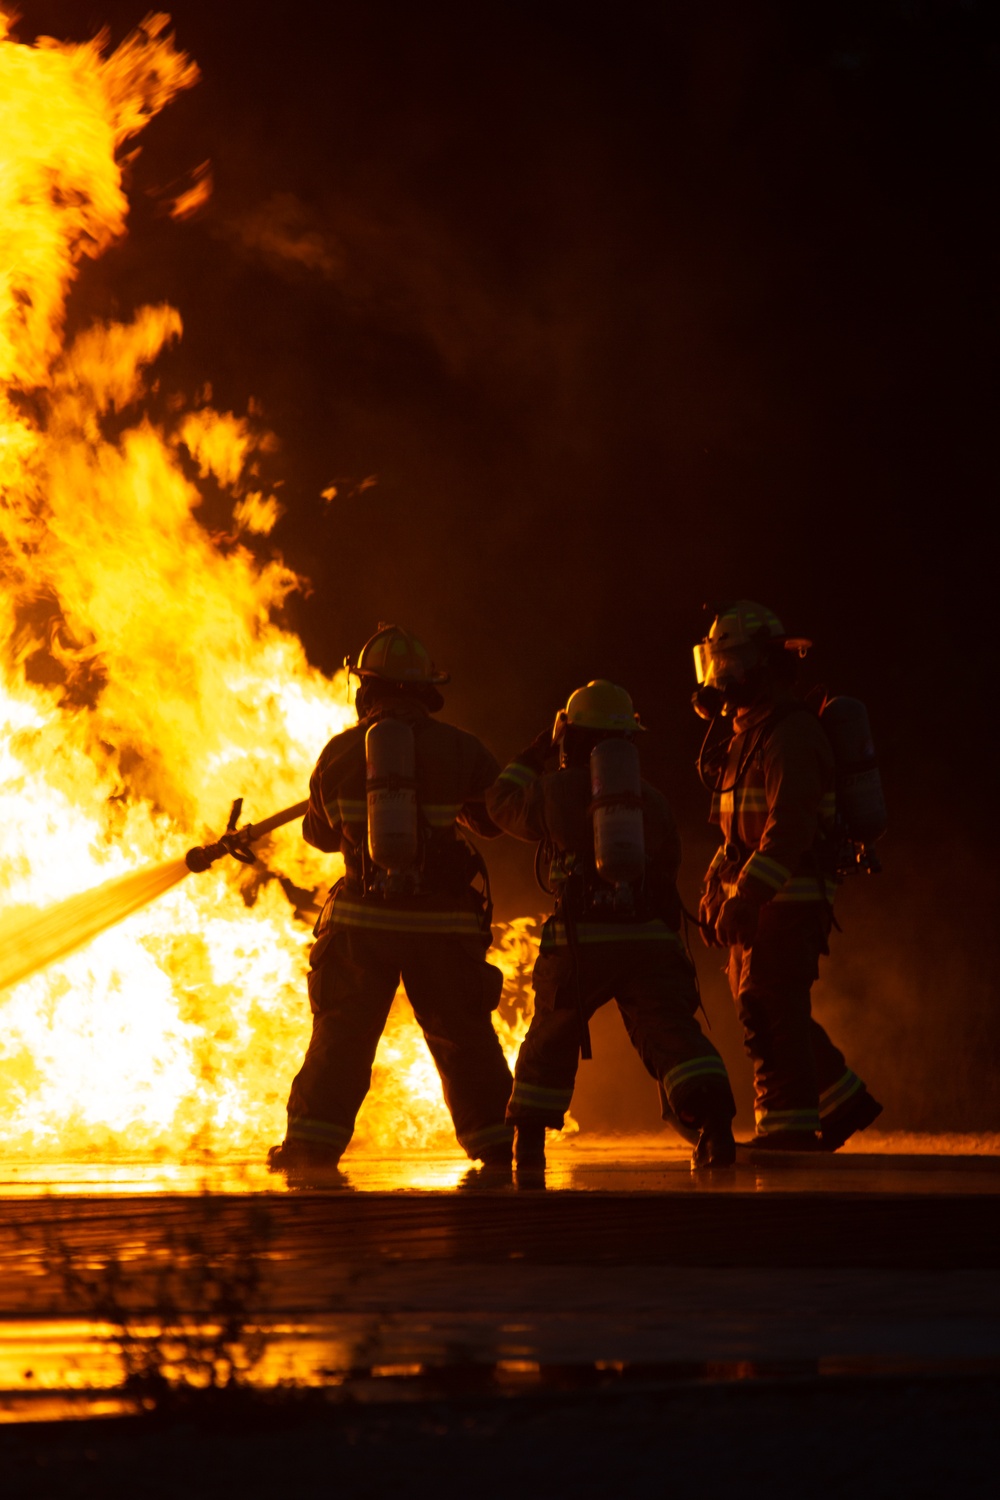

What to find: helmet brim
left=356, top=668, right=450, bottom=686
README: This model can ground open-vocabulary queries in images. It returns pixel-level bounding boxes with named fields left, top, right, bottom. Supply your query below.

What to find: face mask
left=692, top=641, right=749, bottom=717
left=691, top=684, right=726, bottom=720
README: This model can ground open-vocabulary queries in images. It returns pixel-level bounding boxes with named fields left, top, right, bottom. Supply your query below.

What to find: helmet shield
left=693, top=639, right=749, bottom=689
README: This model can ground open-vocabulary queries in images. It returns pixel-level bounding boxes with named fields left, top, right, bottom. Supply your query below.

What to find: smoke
left=811, top=836, right=999, bottom=1133
left=225, top=192, right=342, bottom=278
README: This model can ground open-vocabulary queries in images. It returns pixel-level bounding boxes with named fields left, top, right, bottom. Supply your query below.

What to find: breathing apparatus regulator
left=551, top=680, right=648, bottom=913
left=344, top=622, right=450, bottom=897
left=692, top=601, right=887, bottom=876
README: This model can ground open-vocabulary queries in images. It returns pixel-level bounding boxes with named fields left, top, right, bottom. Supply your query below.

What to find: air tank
left=365, top=718, right=419, bottom=882
left=590, top=738, right=645, bottom=894
left=819, top=696, right=888, bottom=845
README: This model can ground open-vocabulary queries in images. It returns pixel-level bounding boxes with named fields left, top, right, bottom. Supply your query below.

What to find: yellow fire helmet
left=552, top=679, right=645, bottom=742
left=346, top=622, right=450, bottom=685
left=693, top=600, right=811, bottom=686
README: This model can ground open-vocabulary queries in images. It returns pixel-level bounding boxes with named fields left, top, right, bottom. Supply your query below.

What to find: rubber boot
left=691, top=1117, right=737, bottom=1170
left=514, top=1123, right=546, bottom=1170
left=474, top=1139, right=514, bottom=1184
left=267, top=1138, right=342, bottom=1174
left=748, top=1130, right=822, bottom=1152
left=820, top=1090, right=883, bottom=1152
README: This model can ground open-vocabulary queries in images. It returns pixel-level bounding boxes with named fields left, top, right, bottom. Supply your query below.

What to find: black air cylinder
left=819, top=696, right=887, bottom=844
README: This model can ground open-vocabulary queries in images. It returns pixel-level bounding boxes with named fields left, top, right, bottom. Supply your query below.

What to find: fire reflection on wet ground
left=2, top=1132, right=999, bottom=1197
left=1, top=1135, right=998, bottom=1423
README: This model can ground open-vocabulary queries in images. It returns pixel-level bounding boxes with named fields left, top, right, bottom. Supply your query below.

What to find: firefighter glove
left=716, top=894, right=760, bottom=948
left=520, top=728, right=554, bottom=770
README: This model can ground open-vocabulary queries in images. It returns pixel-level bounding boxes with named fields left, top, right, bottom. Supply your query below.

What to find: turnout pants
left=286, top=927, right=514, bottom=1160
left=507, top=939, right=734, bottom=1130
left=727, top=902, right=867, bottom=1137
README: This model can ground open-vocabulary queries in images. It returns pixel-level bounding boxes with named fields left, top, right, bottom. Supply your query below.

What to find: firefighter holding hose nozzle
left=488, top=681, right=737, bottom=1174
left=268, top=624, right=514, bottom=1177
left=693, top=600, right=884, bottom=1151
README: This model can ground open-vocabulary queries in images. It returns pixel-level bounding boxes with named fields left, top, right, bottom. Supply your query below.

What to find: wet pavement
left=1, top=1134, right=998, bottom=1423
left=3, top=1131, right=999, bottom=1196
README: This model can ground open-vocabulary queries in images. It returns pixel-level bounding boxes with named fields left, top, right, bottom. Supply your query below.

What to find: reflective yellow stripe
left=754, top=1107, right=820, bottom=1133
left=330, top=898, right=484, bottom=936
left=733, top=789, right=768, bottom=810
left=725, top=872, right=837, bottom=903
left=541, top=920, right=683, bottom=950
left=710, top=788, right=769, bottom=817
left=498, top=761, right=538, bottom=788
left=422, top=803, right=461, bottom=827
left=337, top=797, right=366, bottom=822
left=662, top=1055, right=729, bottom=1095
left=711, top=788, right=836, bottom=821
left=511, top=1081, right=573, bottom=1108
left=741, top=852, right=792, bottom=891
left=819, top=1069, right=863, bottom=1117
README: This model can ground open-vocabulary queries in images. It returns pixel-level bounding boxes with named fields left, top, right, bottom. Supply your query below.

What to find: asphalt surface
left=1, top=1138, right=997, bottom=1494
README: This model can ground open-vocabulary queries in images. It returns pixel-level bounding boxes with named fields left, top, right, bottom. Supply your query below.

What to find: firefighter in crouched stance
left=268, top=625, right=514, bottom=1175
left=488, top=681, right=736, bottom=1172
left=693, top=601, right=882, bottom=1151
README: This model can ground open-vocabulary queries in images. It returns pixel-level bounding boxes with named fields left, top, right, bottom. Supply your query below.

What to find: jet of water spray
left=0, top=801, right=308, bottom=999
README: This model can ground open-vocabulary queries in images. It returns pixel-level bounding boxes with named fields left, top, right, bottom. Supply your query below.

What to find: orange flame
left=0, top=16, right=539, bottom=1160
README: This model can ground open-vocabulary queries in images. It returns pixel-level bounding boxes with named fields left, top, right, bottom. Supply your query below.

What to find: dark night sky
left=16, top=0, right=1000, bottom=1128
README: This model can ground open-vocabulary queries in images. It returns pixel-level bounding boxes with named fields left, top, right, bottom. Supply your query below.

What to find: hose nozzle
left=185, top=796, right=309, bottom=873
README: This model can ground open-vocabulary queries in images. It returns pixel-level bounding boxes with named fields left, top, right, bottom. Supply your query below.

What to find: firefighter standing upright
left=268, top=624, right=514, bottom=1174
left=488, top=680, right=736, bottom=1172
left=693, top=600, right=882, bottom=1150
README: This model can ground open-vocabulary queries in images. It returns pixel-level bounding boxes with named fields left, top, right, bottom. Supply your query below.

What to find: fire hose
left=185, top=797, right=309, bottom=872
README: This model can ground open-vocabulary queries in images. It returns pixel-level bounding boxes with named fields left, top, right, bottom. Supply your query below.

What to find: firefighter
left=487, top=681, right=736, bottom=1173
left=693, top=600, right=883, bottom=1150
left=267, top=624, right=514, bottom=1176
